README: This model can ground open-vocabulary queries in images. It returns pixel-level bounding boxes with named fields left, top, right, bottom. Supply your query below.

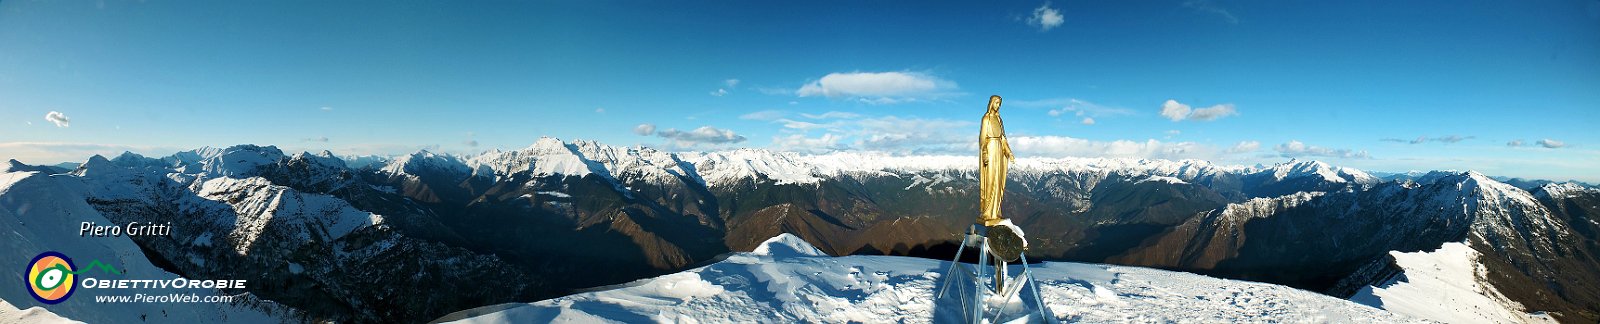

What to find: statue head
left=988, top=95, right=1002, bottom=112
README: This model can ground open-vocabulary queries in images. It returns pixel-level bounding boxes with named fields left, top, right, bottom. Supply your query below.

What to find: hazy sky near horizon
left=1, top=1, right=1597, bottom=181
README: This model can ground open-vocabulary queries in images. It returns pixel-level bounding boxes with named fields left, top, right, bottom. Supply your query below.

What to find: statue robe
left=978, top=96, right=1013, bottom=226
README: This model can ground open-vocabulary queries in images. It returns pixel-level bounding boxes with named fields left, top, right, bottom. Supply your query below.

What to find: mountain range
left=2, top=137, right=1597, bottom=323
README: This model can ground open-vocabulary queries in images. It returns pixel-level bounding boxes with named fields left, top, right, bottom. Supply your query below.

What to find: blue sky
left=1, top=1, right=1597, bottom=181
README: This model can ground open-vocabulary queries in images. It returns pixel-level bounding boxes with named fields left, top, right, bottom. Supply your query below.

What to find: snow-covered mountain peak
left=1264, top=159, right=1376, bottom=184
left=1351, top=242, right=1553, bottom=323
left=382, top=150, right=470, bottom=178
left=0, top=169, right=289, bottom=322
left=0, top=159, right=61, bottom=174
left=689, top=148, right=823, bottom=186
left=440, top=233, right=1419, bottom=323
left=1436, top=171, right=1526, bottom=199
left=339, top=154, right=391, bottom=170
left=465, top=137, right=602, bottom=179
left=1220, top=191, right=1324, bottom=223
left=290, top=151, right=348, bottom=169
left=164, top=144, right=286, bottom=178
left=750, top=233, right=828, bottom=257
left=72, top=154, right=124, bottom=178
left=521, top=136, right=574, bottom=155
left=1534, top=182, right=1596, bottom=199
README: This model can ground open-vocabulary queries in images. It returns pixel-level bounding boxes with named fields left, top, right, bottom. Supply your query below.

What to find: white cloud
left=320, top=106, right=333, bottom=111
left=45, top=111, right=70, bottom=128
left=739, top=110, right=788, bottom=121
left=852, top=116, right=973, bottom=153
left=740, top=111, right=1272, bottom=161
left=304, top=136, right=330, bottom=143
left=800, top=111, right=861, bottom=119
left=464, top=140, right=479, bottom=147
left=595, top=108, right=606, bottom=114
left=1189, top=104, right=1237, bottom=121
left=1081, top=117, right=1095, bottom=125
left=710, top=79, right=740, bottom=97
left=0, top=142, right=182, bottom=164
left=1435, top=135, right=1471, bottom=143
left=755, top=87, right=795, bottom=96
left=795, top=71, right=957, bottom=103
left=1165, top=130, right=1181, bottom=136
left=1026, top=3, right=1065, bottom=31
left=1274, top=140, right=1370, bottom=159
left=858, top=97, right=910, bottom=105
left=657, top=126, right=747, bottom=146
left=1160, top=100, right=1236, bottom=122
left=1009, top=136, right=1216, bottom=160
left=1183, top=0, right=1239, bottom=24
left=633, top=123, right=657, bottom=136
left=1537, top=139, right=1566, bottom=148
left=744, top=112, right=1242, bottom=161
left=774, top=133, right=845, bottom=154
left=1383, top=135, right=1474, bottom=144
left=1160, top=100, right=1190, bottom=121
left=1035, top=98, right=1136, bottom=119
left=1227, top=140, right=1261, bottom=153
left=774, top=119, right=835, bottom=131
left=1506, top=139, right=1524, bottom=147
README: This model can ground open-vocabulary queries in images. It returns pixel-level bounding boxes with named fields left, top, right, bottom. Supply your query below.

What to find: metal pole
left=1022, top=253, right=1049, bottom=323
left=975, top=239, right=988, bottom=324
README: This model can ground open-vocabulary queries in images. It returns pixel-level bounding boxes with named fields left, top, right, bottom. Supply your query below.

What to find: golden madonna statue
left=978, top=95, right=1013, bottom=227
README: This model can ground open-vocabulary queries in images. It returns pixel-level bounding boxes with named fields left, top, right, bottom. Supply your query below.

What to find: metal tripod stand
left=936, top=224, right=1051, bottom=323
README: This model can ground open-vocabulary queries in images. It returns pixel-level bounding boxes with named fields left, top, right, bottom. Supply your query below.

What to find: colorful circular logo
left=26, top=252, right=76, bottom=304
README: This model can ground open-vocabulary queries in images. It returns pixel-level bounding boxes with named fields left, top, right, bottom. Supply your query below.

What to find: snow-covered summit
left=381, top=150, right=471, bottom=179
left=1534, top=182, right=1597, bottom=200
left=1351, top=242, right=1556, bottom=324
left=750, top=233, right=828, bottom=257
left=438, top=233, right=1418, bottom=323
left=0, top=170, right=291, bottom=323
left=1260, top=159, right=1379, bottom=184
left=165, top=144, right=286, bottom=178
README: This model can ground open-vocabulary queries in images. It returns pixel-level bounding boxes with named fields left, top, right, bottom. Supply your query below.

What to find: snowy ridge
left=0, top=171, right=292, bottom=323
left=1351, top=242, right=1554, bottom=323
left=1136, top=175, right=1188, bottom=185
left=165, top=145, right=286, bottom=178
left=1263, top=159, right=1379, bottom=185
left=749, top=233, right=827, bottom=257
left=28, top=146, right=530, bottom=322
left=684, top=148, right=826, bottom=185
left=377, top=138, right=1263, bottom=190
left=381, top=150, right=470, bottom=179
left=1218, top=191, right=1324, bottom=224
left=65, top=148, right=387, bottom=258
left=185, top=176, right=383, bottom=255
left=463, top=137, right=601, bottom=179
left=1, top=299, right=81, bottom=324
left=1443, top=171, right=1571, bottom=253
left=1534, top=182, right=1597, bottom=200
left=438, top=234, right=1416, bottom=323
